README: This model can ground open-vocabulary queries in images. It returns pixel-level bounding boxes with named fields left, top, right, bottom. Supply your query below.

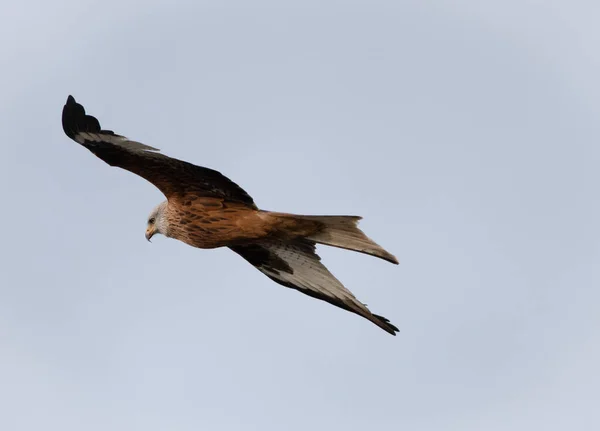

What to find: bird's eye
left=149, top=217, right=155, bottom=224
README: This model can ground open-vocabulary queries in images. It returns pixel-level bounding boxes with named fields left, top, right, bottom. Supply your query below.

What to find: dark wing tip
left=372, top=314, right=399, bottom=335
left=62, top=95, right=102, bottom=140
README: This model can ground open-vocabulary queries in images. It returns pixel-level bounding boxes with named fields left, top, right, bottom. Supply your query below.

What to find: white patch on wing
left=73, top=132, right=96, bottom=143
left=75, top=132, right=159, bottom=152
left=260, top=242, right=360, bottom=304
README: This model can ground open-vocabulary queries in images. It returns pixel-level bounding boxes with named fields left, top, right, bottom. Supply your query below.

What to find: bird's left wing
left=62, top=96, right=256, bottom=207
left=230, top=239, right=398, bottom=335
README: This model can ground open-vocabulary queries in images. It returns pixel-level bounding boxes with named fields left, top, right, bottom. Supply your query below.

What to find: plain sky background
left=1, top=1, right=598, bottom=430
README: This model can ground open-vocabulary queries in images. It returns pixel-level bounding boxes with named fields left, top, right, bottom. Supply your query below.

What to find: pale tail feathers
left=296, top=215, right=399, bottom=264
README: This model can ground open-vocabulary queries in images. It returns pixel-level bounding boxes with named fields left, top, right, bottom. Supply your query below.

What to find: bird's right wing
left=62, top=96, right=256, bottom=207
left=230, top=239, right=398, bottom=335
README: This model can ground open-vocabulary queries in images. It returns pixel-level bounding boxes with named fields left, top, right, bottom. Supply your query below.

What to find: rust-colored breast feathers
left=164, top=197, right=267, bottom=249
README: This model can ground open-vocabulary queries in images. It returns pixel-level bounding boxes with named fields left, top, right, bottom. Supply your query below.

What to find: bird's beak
left=145, top=227, right=155, bottom=242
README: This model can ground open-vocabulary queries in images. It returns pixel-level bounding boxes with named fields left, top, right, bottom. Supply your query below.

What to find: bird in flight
left=62, top=96, right=399, bottom=335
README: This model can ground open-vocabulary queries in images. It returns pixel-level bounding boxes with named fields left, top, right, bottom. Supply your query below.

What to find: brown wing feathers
left=62, top=96, right=256, bottom=207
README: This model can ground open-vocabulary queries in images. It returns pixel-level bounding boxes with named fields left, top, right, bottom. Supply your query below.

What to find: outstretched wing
left=230, top=239, right=398, bottom=335
left=62, top=96, right=256, bottom=207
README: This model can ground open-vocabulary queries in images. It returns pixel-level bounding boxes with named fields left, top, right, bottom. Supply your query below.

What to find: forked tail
left=292, top=215, right=398, bottom=264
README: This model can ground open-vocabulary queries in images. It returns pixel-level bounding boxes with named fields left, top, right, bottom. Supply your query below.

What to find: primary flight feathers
left=62, top=95, right=255, bottom=205
left=62, top=95, right=399, bottom=335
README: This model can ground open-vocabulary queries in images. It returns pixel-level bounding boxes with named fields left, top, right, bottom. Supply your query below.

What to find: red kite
left=62, top=96, right=399, bottom=335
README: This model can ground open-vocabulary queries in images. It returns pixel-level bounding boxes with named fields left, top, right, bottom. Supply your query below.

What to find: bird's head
left=145, top=201, right=169, bottom=242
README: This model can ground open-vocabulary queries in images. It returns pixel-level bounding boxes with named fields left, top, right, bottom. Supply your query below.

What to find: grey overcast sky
left=1, top=1, right=598, bottom=430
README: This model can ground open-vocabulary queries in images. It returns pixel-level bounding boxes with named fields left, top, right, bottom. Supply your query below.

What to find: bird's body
left=161, top=196, right=266, bottom=248
left=158, top=197, right=317, bottom=249
left=62, top=96, right=399, bottom=335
